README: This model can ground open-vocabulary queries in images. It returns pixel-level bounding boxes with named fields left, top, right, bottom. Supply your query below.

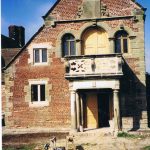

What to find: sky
left=1, top=0, right=150, bottom=72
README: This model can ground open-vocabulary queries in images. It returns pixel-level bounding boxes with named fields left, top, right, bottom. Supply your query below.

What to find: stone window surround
left=56, top=22, right=137, bottom=58
left=28, top=42, right=53, bottom=65
left=33, top=48, right=48, bottom=65
left=62, top=34, right=76, bottom=57
left=24, top=79, right=52, bottom=108
left=114, top=30, right=129, bottom=54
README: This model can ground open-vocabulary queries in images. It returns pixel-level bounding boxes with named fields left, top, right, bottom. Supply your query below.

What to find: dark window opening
left=34, top=49, right=40, bottom=63
left=115, top=39, right=121, bottom=53
left=31, top=85, right=38, bottom=101
left=2, top=114, right=5, bottom=126
left=40, top=84, right=45, bottom=101
left=34, top=48, right=47, bottom=63
left=98, top=94, right=110, bottom=128
left=31, top=84, right=45, bottom=102
left=42, top=49, right=47, bottom=62
left=123, top=39, right=128, bottom=53
left=62, top=34, right=76, bottom=57
left=115, top=30, right=128, bottom=53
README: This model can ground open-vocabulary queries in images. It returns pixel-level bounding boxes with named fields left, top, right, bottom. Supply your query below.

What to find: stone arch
left=62, top=33, right=76, bottom=57
left=77, top=22, right=114, bottom=55
left=114, top=30, right=129, bottom=53
left=110, top=25, right=137, bottom=54
left=79, top=23, right=111, bottom=55
left=111, top=25, right=137, bottom=38
left=56, top=29, right=77, bottom=57
left=78, top=22, right=112, bottom=40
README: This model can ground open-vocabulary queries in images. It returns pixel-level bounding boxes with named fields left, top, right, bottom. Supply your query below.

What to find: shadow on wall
left=120, top=59, right=147, bottom=131
left=146, top=73, right=150, bottom=127
left=76, top=145, right=84, bottom=150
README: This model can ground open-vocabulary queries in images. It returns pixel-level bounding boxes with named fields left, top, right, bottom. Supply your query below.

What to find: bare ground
left=2, top=128, right=150, bottom=150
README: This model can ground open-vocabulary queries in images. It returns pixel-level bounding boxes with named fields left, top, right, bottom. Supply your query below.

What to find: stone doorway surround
left=69, top=79, right=120, bottom=134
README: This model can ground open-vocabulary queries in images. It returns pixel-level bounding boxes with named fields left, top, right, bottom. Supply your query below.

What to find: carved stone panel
left=76, top=6, right=83, bottom=18
left=101, top=3, right=109, bottom=17
left=66, top=56, right=123, bottom=77
left=69, top=59, right=92, bottom=74
left=95, top=58, right=118, bottom=74
left=76, top=0, right=110, bottom=19
left=76, top=0, right=101, bottom=19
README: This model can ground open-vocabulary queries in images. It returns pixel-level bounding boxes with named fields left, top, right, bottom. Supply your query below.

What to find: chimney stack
left=8, top=25, right=25, bottom=48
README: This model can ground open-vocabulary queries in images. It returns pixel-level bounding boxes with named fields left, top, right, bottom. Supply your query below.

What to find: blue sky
left=1, top=0, right=150, bottom=72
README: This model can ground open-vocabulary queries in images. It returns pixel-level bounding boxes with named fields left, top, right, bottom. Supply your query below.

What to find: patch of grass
left=143, top=146, right=150, bottom=150
left=2, top=148, right=15, bottom=150
left=2, top=144, right=36, bottom=150
left=117, top=132, right=144, bottom=139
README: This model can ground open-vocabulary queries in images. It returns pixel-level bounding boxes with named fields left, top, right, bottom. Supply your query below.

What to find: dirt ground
left=2, top=129, right=150, bottom=150
left=3, top=134, right=150, bottom=150
left=74, top=136, right=150, bottom=150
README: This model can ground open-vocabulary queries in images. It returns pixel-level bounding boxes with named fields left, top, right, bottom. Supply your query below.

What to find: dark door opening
left=98, top=94, right=110, bottom=127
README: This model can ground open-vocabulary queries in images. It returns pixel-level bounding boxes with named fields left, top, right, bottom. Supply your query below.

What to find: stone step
left=141, top=111, right=148, bottom=119
left=129, top=130, right=150, bottom=137
left=140, top=119, right=148, bottom=124
left=75, top=131, right=112, bottom=137
left=70, top=128, right=113, bottom=140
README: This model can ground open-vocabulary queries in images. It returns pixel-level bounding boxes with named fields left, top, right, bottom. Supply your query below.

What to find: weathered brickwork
left=48, top=0, right=83, bottom=20
left=2, top=0, right=148, bottom=132
left=4, top=51, right=70, bottom=128
left=102, top=0, right=140, bottom=16
left=47, top=0, right=139, bottom=20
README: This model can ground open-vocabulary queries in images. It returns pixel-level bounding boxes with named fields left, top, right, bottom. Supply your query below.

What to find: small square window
left=33, top=48, right=47, bottom=64
left=31, top=84, right=45, bottom=102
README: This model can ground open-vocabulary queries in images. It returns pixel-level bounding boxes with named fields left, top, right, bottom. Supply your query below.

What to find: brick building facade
left=2, top=0, right=149, bottom=134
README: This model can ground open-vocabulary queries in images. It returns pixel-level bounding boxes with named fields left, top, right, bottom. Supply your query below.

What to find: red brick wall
left=6, top=51, right=70, bottom=128
left=102, top=0, right=140, bottom=16
left=49, top=0, right=83, bottom=20
left=48, top=0, right=140, bottom=21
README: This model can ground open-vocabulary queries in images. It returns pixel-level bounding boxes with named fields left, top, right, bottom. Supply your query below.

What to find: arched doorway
left=81, top=27, right=109, bottom=55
